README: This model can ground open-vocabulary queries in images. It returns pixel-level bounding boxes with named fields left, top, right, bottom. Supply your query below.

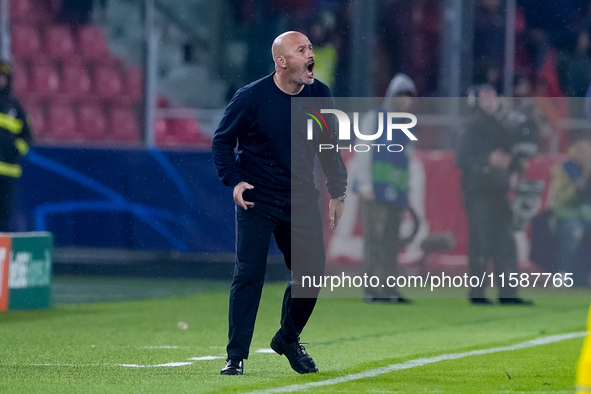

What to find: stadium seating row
left=9, top=0, right=211, bottom=147
left=155, top=117, right=211, bottom=148
left=12, top=24, right=113, bottom=62
left=22, top=100, right=211, bottom=147
left=23, top=100, right=140, bottom=143
left=10, top=0, right=52, bottom=24
left=13, top=59, right=142, bottom=103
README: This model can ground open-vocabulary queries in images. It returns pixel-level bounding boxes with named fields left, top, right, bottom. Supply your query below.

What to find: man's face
left=478, top=89, right=499, bottom=115
left=283, top=34, right=315, bottom=85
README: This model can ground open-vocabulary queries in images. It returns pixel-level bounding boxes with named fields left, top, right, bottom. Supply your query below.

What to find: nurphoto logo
left=305, top=108, right=418, bottom=152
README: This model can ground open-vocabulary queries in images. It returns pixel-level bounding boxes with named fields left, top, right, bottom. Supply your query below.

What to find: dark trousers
left=0, top=176, right=16, bottom=232
left=226, top=196, right=325, bottom=360
left=464, top=194, right=518, bottom=299
left=361, top=200, right=402, bottom=298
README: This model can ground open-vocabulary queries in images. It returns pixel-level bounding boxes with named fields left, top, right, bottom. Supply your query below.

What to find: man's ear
left=275, top=55, right=287, bottom=69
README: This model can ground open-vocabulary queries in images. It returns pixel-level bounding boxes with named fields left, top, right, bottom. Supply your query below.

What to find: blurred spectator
left=514, top=74, right=553, bottom=152
left=0, top=61, right=33, bottom=231
left=531, top=51, right=571, bottom=152
left=557, top=30, right=591, bottom=100
left=456, top=85, right=532, bottom=305
left=551, top=130, right=591, bottom=286
left=352, top=73, right=416, bottom=303
left=308, top=13, right=338, bottom=88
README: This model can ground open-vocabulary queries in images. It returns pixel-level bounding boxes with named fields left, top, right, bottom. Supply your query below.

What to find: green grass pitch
left=0, top=277, right=588, bottom=393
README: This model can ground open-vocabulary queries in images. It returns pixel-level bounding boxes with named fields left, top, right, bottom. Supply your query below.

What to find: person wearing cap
left=0, top=61, right=33, bottom=232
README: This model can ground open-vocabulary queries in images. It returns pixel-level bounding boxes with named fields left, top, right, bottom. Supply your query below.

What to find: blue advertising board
left=11, top=146, right=243, bottom=254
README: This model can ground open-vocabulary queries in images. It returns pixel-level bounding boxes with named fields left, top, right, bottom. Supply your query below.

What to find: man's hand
left=233, top=181, right=255, bottom=210
left=488, top=149, right=511, bottom=170
left=328, top=198, right=344, bottom=230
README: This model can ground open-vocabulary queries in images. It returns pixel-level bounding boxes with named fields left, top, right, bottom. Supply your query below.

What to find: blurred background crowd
left=2, top=0, right=591, bottom=286
left=5, top=0, right=591, bottom=150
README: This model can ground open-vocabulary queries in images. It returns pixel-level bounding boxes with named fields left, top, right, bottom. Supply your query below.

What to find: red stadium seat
left=92, top=65, right=122, bottom=100
left=10, top=0, right=33, bottom=22
left=29, top=60, right=60, bottom=98
left=77, top=103, right=106, bottom=141
left=167, top=118, right=211, bottom=147
left=155, top=118, right=178, bottom=146
left=61, top=61, right=91, bottom=99
left=12, top=61, right=29, bottom=99
left=46, top=101, right=79, bottom=141
left=154, top=120, right=177, bottom=146
left=46, top=25, right=76, bottom=59
left=11, top=24, right=41, bottom=60
left=21, top=100, right=46, bottom=139
left=77, top=26, right=109, bottom=60
left=107, top=106, right=140, bottom=142
left=121, top=67, right=143, bottom=104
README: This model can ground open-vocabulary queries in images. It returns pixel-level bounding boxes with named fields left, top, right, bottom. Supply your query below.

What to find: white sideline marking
left=256, top=349, right=276, bottom=354
left=246, top=332, right=587, bottom=394
left=0, top=363, right=102, bottom=367
left=188, top=356, right=223, bottom=361
left=120, top=356, right=224, bottom=367
left=119, top=362, right=193, bottom=368
left=143, top=346, right=180, bottom=349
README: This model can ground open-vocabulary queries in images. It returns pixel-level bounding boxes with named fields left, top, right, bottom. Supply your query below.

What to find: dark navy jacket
left=212, top=73, right=347, bottom=202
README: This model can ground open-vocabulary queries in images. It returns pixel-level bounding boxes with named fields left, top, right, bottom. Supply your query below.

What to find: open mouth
left=306, top=60, right=315, bottom=78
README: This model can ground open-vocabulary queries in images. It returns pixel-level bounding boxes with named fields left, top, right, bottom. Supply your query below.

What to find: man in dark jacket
left=212, top=31, right=347, bottom=375
left=457, top=85, right=531, bottom=305
left=0, top=61, right=33, bottom=232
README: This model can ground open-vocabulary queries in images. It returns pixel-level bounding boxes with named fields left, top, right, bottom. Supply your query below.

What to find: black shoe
left=470, top=297, right=495, bottom=305
left=220, top=358, right=243, bottom=375
left=270, top=331, right=318, bottom=374
left=394, top=296, right=412, bottom=304
left=499, top=297, right=533, bottom=306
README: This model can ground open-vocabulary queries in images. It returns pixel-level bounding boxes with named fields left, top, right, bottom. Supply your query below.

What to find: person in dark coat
left=457, top=85, right=532, bottom=305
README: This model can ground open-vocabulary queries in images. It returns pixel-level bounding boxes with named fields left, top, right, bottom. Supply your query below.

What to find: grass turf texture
left=0, top=278, right=588, bottom=393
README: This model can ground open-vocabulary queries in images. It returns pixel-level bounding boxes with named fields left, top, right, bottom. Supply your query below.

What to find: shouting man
left=212, top=31, right=347, bottom=375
